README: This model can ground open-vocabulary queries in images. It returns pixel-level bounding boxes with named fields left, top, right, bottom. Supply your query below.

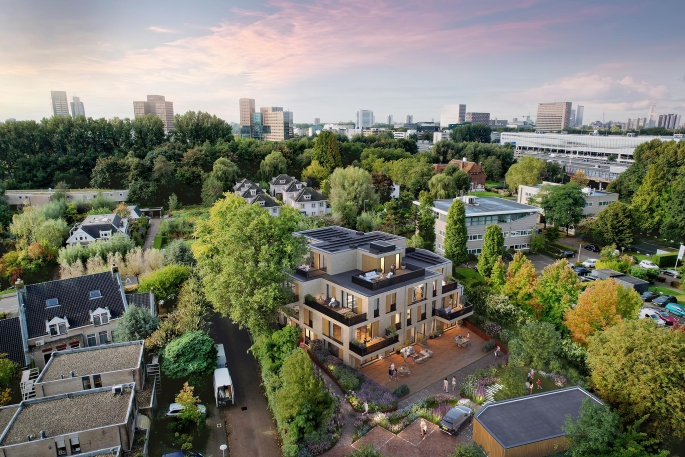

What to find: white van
left=214, top=368, right=234, bottom=406
left=639, top=309, right=665, bottom=326
left=216, top=344, right=227, bottom=368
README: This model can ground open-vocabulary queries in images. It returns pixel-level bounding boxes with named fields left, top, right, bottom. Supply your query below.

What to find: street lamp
left=220, top=444, right=228, bottom=457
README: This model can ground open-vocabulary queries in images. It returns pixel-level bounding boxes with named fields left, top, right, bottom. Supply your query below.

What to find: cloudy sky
left=1, top=0, right=684, bottom=125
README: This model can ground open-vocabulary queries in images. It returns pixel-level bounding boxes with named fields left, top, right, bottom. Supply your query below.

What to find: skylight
left=46, top=298, right=59, bottom=307
left=89, top=290, right=102, bottom=299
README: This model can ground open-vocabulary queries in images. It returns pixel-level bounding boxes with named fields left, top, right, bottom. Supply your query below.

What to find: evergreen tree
left=478, top=225, right=504, bottom=277
left=444, top=199, right=468, bottom=267
left=312, top=130, right=343, bottom=171
left=417, top=193, right=436, bottom=251
left=489, top=257, right=506, bottom=293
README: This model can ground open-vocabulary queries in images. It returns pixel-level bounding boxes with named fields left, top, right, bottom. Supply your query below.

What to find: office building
left=647, top=103, right=657, bottom=127
left=50, top=91, right=69, bottom=117
left=132, top=95, right=174, bottom=132
left=575, top=105, right=584, bottom=127
left=658, top=114, right=681, bottom=129
left=69, top=96, right=85, bottom=119
left=536, top=102, right=572, bottom=131
left=427, top=196, right=542, bottom=255
left=386, top=114, right=393, bottom=125
left=356, top=110, right=374, bottom=128
left=314, top=117, right=321, bottom=125
left=239, top=98, right=255, bottom=130
left=570, top=109, right=576, bottom=127
left=281, top=226, right=470, bottom=368
left=465, top=112, right=490, bottom=125
left=440, top=105, right=465, bottom=127
left=405, top=115, right=414, bottom=124
left=261, top=107, right=293, bottom=141
left=518, top=183, right=618, bottom=217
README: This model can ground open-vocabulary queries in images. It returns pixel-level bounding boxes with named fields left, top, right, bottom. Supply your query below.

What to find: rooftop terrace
left=39, top=342, right=143, bottom=382
left=295, top=226, right=404, bottom=254
left=432, top=197, right=542, bottom=215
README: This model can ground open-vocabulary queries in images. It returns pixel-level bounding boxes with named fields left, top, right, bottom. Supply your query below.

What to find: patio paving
left=360, top=326, right=489, bottom=396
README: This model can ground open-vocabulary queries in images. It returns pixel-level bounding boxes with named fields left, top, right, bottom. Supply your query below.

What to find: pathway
left=317, top=365, right=356, bottom=448
left=143, top=217, right=161, bottom=251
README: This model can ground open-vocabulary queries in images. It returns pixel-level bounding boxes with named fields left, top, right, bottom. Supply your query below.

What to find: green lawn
left=0, top=289, right=14, bottom=296
left=453, top=267, right=484, bottom=280
left=648, top=285, right=685, bottom=304
left=624, top=251, right=651, bottom=262
left=467, top=191, right=501, bottom=197
left=485, top=180, right=505, bottom=188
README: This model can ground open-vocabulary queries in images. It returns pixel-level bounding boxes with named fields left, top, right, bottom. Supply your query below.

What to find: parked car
left=162, top=452, right=204, bottom=457
left=558, top=250, right=575, bottom=258
left=439, top=405, right=473, bottom=435
left=639, top=308, right=666, bottom=326
left=584, top=244, right=600, bottom=252
left=574, top=267, right=591, bottom=276
left=647, top=308, right=677, bottom=326
left=165, top=403, right=207, bottom=417
left=639, top=260, right=659, bottom=270
left=641, top=291, right=660, bottom=302
left=665, top=303, right=685, bottom=317
left=504, top=252, right=514, bottom=261
left=582, top=259, right=598, bottom=269
left=660, top=269, right=680, bottom=278
left=630, top=256, right=640, bottom=263
left=652, top=295, right=678, bottom=307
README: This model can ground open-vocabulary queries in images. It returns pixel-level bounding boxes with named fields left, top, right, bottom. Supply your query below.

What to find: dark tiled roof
left=126, top=293, right=151, bottom=311
left=247, top=194, right=280, bottom=208
left=0, top=318, right=25, bottom=366
left=283, top=181, right=305, bottom=193
left=292, top=187, right=325, bottom=202
left=270, top=174, right=296, bottom=185
left=79, top=224, right=120, bottom=240
left=233, top=178, right=258, bottom=191
left=20, top=272, right=127, bottom=339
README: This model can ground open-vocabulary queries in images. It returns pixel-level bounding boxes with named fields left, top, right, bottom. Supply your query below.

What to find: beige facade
left=239, top=98, right=255, bottom=126
left=517, top=183, right=619, bottom=217
left=465, top=112, right=490, bottom=125
left=535, top=102, right=572, bottom=131
left=132, top=95, right=174, bottom=131
left=283, top=227, right=471, bottom=369
left=261, top=107, right=293, bottom=141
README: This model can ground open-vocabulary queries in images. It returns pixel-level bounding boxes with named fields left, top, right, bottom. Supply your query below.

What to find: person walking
left=525, top=381, right=530, bottom=395
left=393, top=367, right=398, bottom=382
left=495, top=345, right=500, bottom=358
left=388, top=366, right=393, bottom=382
left=420, top=419, right=427, bottom=438
left=529, top=382, right=534, bottom=395
left=443, top=378, right=449, bottom=392
left=390, top=362, right=395, bottom=372
left=536, top=378, right=542, bottom=390
left=452, top=375, right=457, bottom=392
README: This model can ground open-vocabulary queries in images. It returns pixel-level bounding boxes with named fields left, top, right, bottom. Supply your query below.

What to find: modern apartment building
left=658, top=114, right=681, bottom=129
left=518, top=183, right=619, bottom=218
left=314, top=117, right=321, bottom=125
left=465, top=112, right=490, bottom=125
left=427, top=196, right=542, bottom=255
left=282, top=227, right=471, bottom=369
left=261, top=107, right=294, bottom=141
left=356, top=110, right=374, bottom=128
left=234, top=178, right=281, bottom=216
left=575, top=105, right=584, bottom=127
left=269, top=175, right=331, bottom=217
left=535, top=102, right=572, bottom=131
left=405, top=115, right=414, bottom=124
left=132, top=95, right=174, bottom=132
left=386, top=114, right=393, bottom=125
left=440, top=105, right=466, bottom=127
left=50, top=91, right=69, bottom=117
left=70, top=96, right=85, bottom=119
left=239, top=98, right=255, bottom=126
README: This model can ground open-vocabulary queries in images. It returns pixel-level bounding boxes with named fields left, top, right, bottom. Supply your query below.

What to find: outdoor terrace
left=304, top=295, right=367, bottom=326
left=352, top=266, right=426, bottom=291
left=349, top=335, right=400, bottom=357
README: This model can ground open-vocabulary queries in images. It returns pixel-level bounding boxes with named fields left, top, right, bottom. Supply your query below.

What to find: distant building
left=658, top=114, right=681, bottom=129
left=405, top=114, right=414, bottom=124
left=432, top=159, right=487, bottom=191
left=70, top=96, right=85, bottom=119
left=234, top=179, right=281, bottom=216
left=536, top=102, right=572, bottom=131
left=309, top=125, right=323, bottom=136
left=570, top=109, right=576, bottom=127
left=314, top=117, right=321, bottom=125
left=517, top=183, right=619, bottom=217
left=133, top=95, right=174, bottom=132
left=261, top=107, right=293, bottom=141
left=433, top=131, right=449, bottom=142
left=356, top=110, right=374, bottom=128
left=393, top=130, right=416, bottom=139
left=647, top=103, right=657, bottom=127
left=386, top=114, right=393, bottom=125
left=575, top=105, right=584, bottom=126
left=50, top=91, right=69, bottom=117
left=440, top=105, right=465, bottom=126
left=3, top=189, right=129, bottom=209
left=5, top=118, right=16, bottom=123
left=465, top=112, right=490, bottom=125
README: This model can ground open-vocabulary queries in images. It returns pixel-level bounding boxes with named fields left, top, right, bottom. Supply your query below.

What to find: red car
left=648, top=307, right=677, bottom=326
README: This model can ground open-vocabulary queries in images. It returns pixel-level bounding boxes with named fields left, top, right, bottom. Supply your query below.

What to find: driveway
left=0, top=293, right=18, bottom=315
left=209, top=314, right=281, bottom=457
left=143, top=218, right=162, bottom=251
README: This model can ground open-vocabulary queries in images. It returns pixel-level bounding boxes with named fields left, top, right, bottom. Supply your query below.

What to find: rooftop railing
left=434, top=303, right=474, bottom=321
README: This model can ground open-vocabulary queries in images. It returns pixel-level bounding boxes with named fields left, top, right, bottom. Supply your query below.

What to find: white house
left=66, top=214, right=129, bottom=246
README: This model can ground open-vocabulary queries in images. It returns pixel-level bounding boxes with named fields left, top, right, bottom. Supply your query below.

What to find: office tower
left=658, top=114, right=681, bottom=129
left=570, top=109, right=576, bottom=127
left=387, top=114, right=393, bottom=125
left=70, top=96, right=85, bottom=119
left=356, top=110, right=374, bottom=128
left=536, top=102, right=572, bottom=131
left=405, top=114, right=414, bottom=124
left=133, top=95, right=174, bottom=131
left=647, top=103, right=657, bottom=127
left=440, top=104, right=466, bottom=127
left=261, top=107, right=293, bottom=141
left=239, top=98, right=255, bottom=127
left=51, top=91, right=70, bottom=117
left=575, top=105, right=584, bottom=127
left=314, top=117, right=320, bottom=125
left=465, top=112, right=490, bottom=125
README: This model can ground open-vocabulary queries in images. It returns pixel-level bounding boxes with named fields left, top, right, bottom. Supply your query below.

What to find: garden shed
left=473, top=386, right=602, bottom=457
left=590, top=268, right=649, bottom=293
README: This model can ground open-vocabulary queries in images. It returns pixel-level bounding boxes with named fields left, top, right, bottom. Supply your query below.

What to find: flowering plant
left=484, top=321, right=502, bottom=338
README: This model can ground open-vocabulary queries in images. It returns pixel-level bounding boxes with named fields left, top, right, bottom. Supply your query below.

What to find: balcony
left=387, top=303, right=397, bottom=313
left=351, top=266, right=426, bottom=291
left=373, top=309, right=380, bottom=318
left=406, top=318, right=412, bottom=326
left=304, top=295, right=367, bottom=327
left=349, top=335, right=399, bottom=357
left=434, top=303, right=474, bottom=321
left=294, top=265, right=327, bottom=279
left=441, top=281, right=461, bottom=294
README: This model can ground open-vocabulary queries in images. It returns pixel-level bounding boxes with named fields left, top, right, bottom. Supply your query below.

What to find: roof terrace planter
left=304, top=296, right=367, bottom=326
left=351, top=267, right=426, bottom=291
left=435, top=303, right=474, bottom=321
left=294, top=266, right=327, bottom=278
left=442, top=281, right=461, bottom=294
left=348, top=335, right=399, bottom=357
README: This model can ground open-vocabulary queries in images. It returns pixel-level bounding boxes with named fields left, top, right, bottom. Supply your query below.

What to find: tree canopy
left=161, top=330, right=217, bottom=379
left=505, top=157, right=545, bottom=192
left=114, top=306, right=159, bottom=342
left=444, top=199, right=468, bottom=267
left=477, top=225, right=504, bottom=277
left=531, top=183, right=586, bottom=232
left=327, top=166, right=379, bottom=227
left=592, top=201, right=634, bottom=247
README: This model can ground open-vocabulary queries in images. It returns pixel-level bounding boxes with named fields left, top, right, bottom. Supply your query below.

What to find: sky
left=1, top=0, right=684, bottom=125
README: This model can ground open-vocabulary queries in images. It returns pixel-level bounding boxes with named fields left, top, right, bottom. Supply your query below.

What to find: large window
left=87, top=334, right=97, bottom=347
left=93, top=374, right=102, bottom=388
left=98, top=331, right=108, bottom=345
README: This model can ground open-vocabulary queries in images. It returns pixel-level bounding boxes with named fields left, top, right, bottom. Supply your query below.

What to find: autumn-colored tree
left=489, top=257, right=506, bottom=293
left=502, top=251, right=538, bottom=315
left=533, top=259, right=581, bottom=328
left=564, top=278, right=642, bottom=345
left=570, top=171, right=589, bottom=187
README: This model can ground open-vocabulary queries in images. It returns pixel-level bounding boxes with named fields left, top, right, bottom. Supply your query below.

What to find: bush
left=483, top=321, right=502, bottom=338
left=482, top=340, right=495, bottom=352
left=653, top=253, right=678, bottom=268
left=393, top=384, right=410, bottom=397
left=165, top=240, right=196, bottom=266
left=58, top=233, right=136, bottom=266
left=328, top=364, right=361, bottom=392
left=630, top=266, right=658, bottom=283
left=451, top=442, right=488, bottom=457
left=138, top=264, right=191, bottom=301
left=161, top=330, right=217, bottom=380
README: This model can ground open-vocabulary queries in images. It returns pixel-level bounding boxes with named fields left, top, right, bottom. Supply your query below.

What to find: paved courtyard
left=360, top=326, right=488, bottom=395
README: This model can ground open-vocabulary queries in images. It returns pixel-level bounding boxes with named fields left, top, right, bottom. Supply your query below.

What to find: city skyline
left=1, top=0, right=684, bottom=123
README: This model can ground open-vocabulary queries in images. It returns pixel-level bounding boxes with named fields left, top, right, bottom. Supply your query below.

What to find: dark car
left=584, top=244, right=600, bottom=252
left=558, top=250, right=575, bottom=258
left=504, top=252, right=514, bottom=261
left=641, top=291, right=660, bottom=302
left=574, top=267, right=590, bottom=276
left=439, top=405, right=472, bottom=435
left=652, top=295, right=678, bottom=307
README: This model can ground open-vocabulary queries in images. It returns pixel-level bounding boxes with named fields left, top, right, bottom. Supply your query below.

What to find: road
left=0, top=293, right=17, bottom=314
left=209, top=314, right=282, bottom=457
left=143, top=217, right=162, bottom=250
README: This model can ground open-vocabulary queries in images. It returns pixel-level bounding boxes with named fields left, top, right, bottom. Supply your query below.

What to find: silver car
left=439, top=405, right=472, bottom=435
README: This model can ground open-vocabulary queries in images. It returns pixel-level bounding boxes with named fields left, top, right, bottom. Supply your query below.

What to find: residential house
left=234, top=178, right=281, bottom=216
left=66, top=214, right=129, bottom=246
left=282, top=226, right=471, bottom=369
left=269, top=175, right=330, bottom=217
left=126, top=205, right=143, bottom=221
left=432, top=158, right=487, bottom=191
left=517, top=183, right=619, bottom=218
left=0, top=383, right=138, bottom=456
left=14, top=267, right=154, bottom=369
left=425, top=196, right=542, bottom=255
left=269, top=174, right=299, bottom=199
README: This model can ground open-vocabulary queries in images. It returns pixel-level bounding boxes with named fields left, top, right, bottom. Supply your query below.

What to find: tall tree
left=417, top=193, right=436, bottom=251
left=114, top=306, right=160, bottom=342
left=428, top=174, right=457, bottom=200
left=661, top=176, right=685, bottom=241
left=201, top=174, right=224, bottom=206
left=171, top=111, right=233, bottom=147
left=371, top=172, right=394, bottom=204
left=505, top=157, right=545, bottom=192
left=533, top=259, right=581, bottom=327
left=489, top=257, right=506, bottom=293
left=532, top=183, right=586, bottom=233
left=444, top=199, right=468, bottom=267
left=328, top=166, right=379, bottom=226
left=212, top=157, right=239, bottom=191
left=478, top=225, right=504, bottom=277
left=482, top=156, right=503, bottom=181
left=259, top=151, right=288, bottom=180
left=301, top=160, right=329, bottom=188
left=593, top=201, right=634, bottom=247
left=161, top=330, right=217, bottom=379
left=193, top=194, right=308, bottom=334
left=312, top=130, right=343, bottom=171
left=502, top=251, right=538, bottom=315
left=564, top=278, right=642, bottom=345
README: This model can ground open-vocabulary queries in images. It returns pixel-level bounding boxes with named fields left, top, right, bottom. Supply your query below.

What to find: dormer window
left=89, top=290, right=102, bottom=299
left=259, top=201, right=265, bottom=206
left=46, top=316, right=69, bottom=336
left=304, top=195, right=311, bottom=200
left=251, top=190, right=256, bottom=196
left=279, top=180, right=285, bottom=184
left=46, top=298, right=59, bottom=308
left=90, top=307, right=111, bottom=326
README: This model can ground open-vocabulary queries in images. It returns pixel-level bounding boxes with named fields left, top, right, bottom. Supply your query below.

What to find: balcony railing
left=304, top=296, right=367, bottom=327
left=395, top=321, right=402, bottom=330
left=387, top=303, right=397, bottom=313
left=420, top=312, right=426, bottom=321
left=348, top=335, right=399, bottom=357
left=294, top=266, right=327, bottom=279
left=406, top=318, right=412, bottom=326
left=442, top=281, right=461, bottom=294
left=373, top=309, right=380, bottom=318
left=434, top=303, right=474, bottom=321
left=351, top=267, right=426, bottom=291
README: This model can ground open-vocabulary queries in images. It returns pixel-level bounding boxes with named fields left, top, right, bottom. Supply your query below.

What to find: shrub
left=451, top=442, right=488, bottom=457
left=161, top=330, right=217, bottom=380
left=328, top=364, right=361, bottom=392
left=482, top=340, right=495, bottom=352
left=630, top=266, right=658, bottom=283
left=498, top=328, right=514, bottom=344
left=138, top=264, right=191, bottom=302
left=349, top=379, right=398, bottom=412
left=393, top=384, right=410, bottom=397
left=483, top=321, right=502, bottom=338
left=165, top=240, right=195, bottom=266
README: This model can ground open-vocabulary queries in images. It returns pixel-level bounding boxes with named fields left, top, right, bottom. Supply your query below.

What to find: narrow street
left=143, top=217, right=162, bottom=250
left=209, top=314, right=282, bottom=457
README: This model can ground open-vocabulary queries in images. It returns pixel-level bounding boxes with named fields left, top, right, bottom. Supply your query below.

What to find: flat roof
left=1, top=385, right=134, bottom=445
left=320, top=268, right=441, bottom=297
left=475, top=387, right=602, bottom=449
left=432, top=197, right=542, bottom=216
left=39, top=342, right=143, bottom=382
left=0, top=406, right=18, bottom=436
left=295, top=226, right=404, bottom=254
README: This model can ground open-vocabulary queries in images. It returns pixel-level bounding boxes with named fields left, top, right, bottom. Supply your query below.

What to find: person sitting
left=329, top=297, right=338, bottom=307
left=386, top=271, right=393, bottom=278
left=390, top=263, right=396, bottom=274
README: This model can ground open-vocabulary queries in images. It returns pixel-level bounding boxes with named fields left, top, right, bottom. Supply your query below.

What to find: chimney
left=111, top=264, right=118, bottom=278
left=15, top=278, right=24, bottom=292
left=40, top=430, right=46, bottom=440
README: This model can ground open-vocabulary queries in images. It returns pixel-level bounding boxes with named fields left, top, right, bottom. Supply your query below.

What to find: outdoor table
left=398, top=366, right=411, bottom=376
